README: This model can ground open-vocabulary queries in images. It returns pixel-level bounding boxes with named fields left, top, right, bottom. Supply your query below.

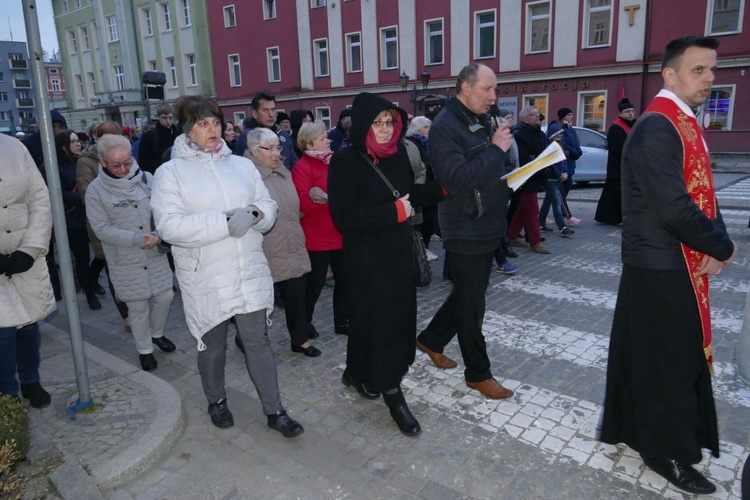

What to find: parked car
left=571, top=126, right=608, bottom=185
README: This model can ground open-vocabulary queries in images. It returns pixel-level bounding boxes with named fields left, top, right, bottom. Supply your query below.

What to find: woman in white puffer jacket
left=150, top=95, right=304, bottom=438
left=85, top=134, right=176, bottom=372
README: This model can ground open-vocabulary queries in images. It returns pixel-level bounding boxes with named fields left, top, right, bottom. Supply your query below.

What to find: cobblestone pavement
left=37, top=176, right=750, bottom=499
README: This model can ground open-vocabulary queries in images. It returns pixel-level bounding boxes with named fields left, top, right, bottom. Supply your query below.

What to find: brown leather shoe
left=466, top=378, right=514, bottom=399
left=416, top=340, right=458, bottom=369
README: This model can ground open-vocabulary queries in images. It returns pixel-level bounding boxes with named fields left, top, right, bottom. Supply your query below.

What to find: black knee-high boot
left=382, top=388, right=421, bottom=437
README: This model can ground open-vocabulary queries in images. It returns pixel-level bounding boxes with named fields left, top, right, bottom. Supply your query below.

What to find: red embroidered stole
left=613, top=117, right=632, bottom=135
left=644, top=96, right=716, bottom=370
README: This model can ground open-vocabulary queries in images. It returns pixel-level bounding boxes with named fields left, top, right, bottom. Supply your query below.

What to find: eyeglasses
left=70, top=139, right=82, bottom=144
left=258, top=145, right=283, bottom=152
left=372, top=120, right=395, bottom=128
left=103, top=157, right=135, bottom=170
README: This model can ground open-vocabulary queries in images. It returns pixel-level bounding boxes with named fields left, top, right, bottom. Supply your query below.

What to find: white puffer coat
left=151, top=135, right=278, bottom=346
left=0, top=134, right=56, bottom=328
left=85, top=163, right=173, bottom=302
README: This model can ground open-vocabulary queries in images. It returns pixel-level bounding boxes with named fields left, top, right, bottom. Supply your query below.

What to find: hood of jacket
left=290, top=109, right=315, bottom=132
left=170, top=134, right=233, bottom=163
left=348, top=92, right=408, bottom=153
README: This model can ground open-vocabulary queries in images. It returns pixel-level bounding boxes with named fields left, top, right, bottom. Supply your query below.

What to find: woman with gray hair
left=245, top=127, right=321, bottom=357
left=404, top=116, right=439, bottom=261
left=150, top=95, right=303, bottom=437
left=85, top=134, right=176, bottom=372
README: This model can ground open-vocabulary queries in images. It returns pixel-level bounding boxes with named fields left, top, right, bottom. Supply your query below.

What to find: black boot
left=383, top=388, right=421, bottom=437
left=85, top=289, right=102, bottom=310
left=20, top=382, right=51, bottom=408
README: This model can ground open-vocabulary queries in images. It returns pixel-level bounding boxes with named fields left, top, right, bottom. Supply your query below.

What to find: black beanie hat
left=557, top=108, right=573, bottom=121
left=276, top=112, right=291, bottom=124
left=618, top=98, right=634, bottom=112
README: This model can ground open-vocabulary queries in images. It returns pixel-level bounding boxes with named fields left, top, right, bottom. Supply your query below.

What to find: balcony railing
left=10, top=59, right=28, bottom=70
left=16, top=98, right=35, bottom=108
left=12, top=79, right=31, bottom=89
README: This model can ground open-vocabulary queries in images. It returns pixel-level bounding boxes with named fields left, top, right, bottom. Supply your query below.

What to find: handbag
left=360, top=152, right=432, bottom=287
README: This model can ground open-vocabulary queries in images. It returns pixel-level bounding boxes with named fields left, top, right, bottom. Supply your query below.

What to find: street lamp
left=400, top=70, right=431, bottom=115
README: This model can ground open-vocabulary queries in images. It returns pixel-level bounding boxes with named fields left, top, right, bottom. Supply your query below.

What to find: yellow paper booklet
left=501, top=141, right=566, bottom=191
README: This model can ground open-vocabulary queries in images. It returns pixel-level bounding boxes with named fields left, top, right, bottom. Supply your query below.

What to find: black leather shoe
left=20, top=382, right=51, bottom=409
left=234, top=334, right=246, bottom=354
left=341, top=369, right=379, bottom=400
left=139, top=353, right=157, bottom=371
left=642, top=457, right=716, bottom=495
left=85, top=290, right=102, bottom=310
left=307, top=324, right=320, bottom=339
left=504, top=246, right=519, bottom=258
left=388, top=401, right=421, bottom=437
left=291, top=344, right=321, bottom=357
left=267, top=410, right=304, bottom=438
left=208, top=398, right=234, bottom=429
left=152, top=336, right=176, bottom=352
left=93, top=283, right=106, bottom=296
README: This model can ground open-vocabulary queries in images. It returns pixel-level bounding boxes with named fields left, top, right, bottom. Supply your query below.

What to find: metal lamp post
left=400, top=70, right=431, bottom=116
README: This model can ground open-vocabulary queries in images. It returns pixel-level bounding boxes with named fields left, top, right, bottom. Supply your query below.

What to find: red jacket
left=292, top=154, right=343, bottom=251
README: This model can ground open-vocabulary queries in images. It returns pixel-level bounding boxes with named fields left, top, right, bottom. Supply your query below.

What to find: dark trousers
left=305, top=250, right=348, bottom=328
left=277, top=276, right=308, bottom=346
left=91, top=257, right=129, bottom=320
left=0, top=323, right=41, bottom=396
left=418, top=251, right=494, bottom=382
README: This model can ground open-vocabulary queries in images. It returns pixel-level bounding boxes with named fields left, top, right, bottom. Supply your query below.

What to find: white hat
left=14, top=131, right=25, bottom=138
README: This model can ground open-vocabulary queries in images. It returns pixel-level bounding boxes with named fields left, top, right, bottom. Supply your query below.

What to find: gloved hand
left=5, top=250, right=35, bottom=277
left=226, top=207, right=259, bottom=238
left=0, top=254, right=10, bottom=274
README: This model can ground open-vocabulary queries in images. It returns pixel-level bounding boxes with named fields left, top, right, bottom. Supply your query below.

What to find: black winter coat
left=513, top=122, right=549, bottom=192
left=137, top=123, right=178, bottom=174
left=328, top=92, right=442, bottom=391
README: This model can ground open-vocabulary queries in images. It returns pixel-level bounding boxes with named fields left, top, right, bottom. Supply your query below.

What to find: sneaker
left=508, top=238, right=530, bottom=248
left=531, top=243, right=552, bottom=254
left=424, top=249, right=439, bottom=261
left=495, top=261, right=519, bottom=274
left=568, top=217, right=582, bottom=226
left=540, top=225, right=554, bottom=232
left=267, top=410, right=304, bottom=438
left=208, top=398, right=234, bottom=428
left=559, top=227, right=575, bottom=238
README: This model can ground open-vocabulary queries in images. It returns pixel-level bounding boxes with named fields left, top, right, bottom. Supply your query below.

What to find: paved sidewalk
left=25, top=196, right=750, bottom=499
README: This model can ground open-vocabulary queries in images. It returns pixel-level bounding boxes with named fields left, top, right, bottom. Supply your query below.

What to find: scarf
left=304, top=149, right=334, bottom=165
left=186, top=136, right=224, bottom=155
left=97, top=163, right=150, bottom=201
left=410, top=133, right=429, bottom=151
left=365, top=115, right=403, bottom=165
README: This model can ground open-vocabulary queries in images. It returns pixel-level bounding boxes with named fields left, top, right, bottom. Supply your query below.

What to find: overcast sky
left=2, top=1, right=59, bottom=57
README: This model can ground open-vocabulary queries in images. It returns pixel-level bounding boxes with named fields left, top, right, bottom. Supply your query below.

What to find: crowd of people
left=0, top=35, right=743, bottom=496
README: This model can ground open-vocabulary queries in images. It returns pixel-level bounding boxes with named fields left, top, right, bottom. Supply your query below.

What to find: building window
left=107, top=15, right=119, bottom=42
left=706, top=85, right=735, bottom=129
left=229, top=54, right=241, bottom=87
left=311, top=0, right=326, bottom=8
left=186, top=54, right=197, bottom=86
left=167, top=57, right=177, bottom=87
left=81, top=26, right=90, bottom=51
left=113, top=65, right=125, bottom=91
left=346, top=32, right=362, bottom=73
left=50, top=68, right=58, bottom=74
left=0, top=91, right=8, bottom=101
left=579, top=91, right=607, bottom=131
left=75, top=0, right=81, bottom=7
left=313, top=38, right=329, bottom=77
left=62, top=0, right=69, bottom=12
left=75, top=74, right=84, bottom=99
left=474, top=10, right=496, bottom=59
left=149, top=60, right=157, bottom=71
left=527, top=2, right=551, bottom=53
left=267, top=47, right=281, bottom=82
left=0, top=72, right=4, bottom=82
left=708, top=0, right=744, bottom=35
left=264, top=0, right=276, bottom=20
left=315, top=107, right=331, bottom=128
left=87, top=72, right=95, bottom=94
left=68, top=30, right=78, bottom=54
left=234, top=111, right=246, bottom=125
left=51, top=77, right=61, bottom=91
left=380, top=27, right=398, bottom=70
left=161, top=3, right=172, bottom=31
left=425, top=19, right=444, bottom=65
left=585, top=0, right=612, bottom=47
left=182, top=0, right=191, bottom=26
left=0, top=111, right=9, bottom=121
left=224, top=5, right=236, bottom=27
left=143, top=8, right=153, bottom=36
left=523, top=94, right=548, bottom=122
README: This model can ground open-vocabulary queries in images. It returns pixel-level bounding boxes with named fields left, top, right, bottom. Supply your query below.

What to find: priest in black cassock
left=599, top=36, right=736, bottom=496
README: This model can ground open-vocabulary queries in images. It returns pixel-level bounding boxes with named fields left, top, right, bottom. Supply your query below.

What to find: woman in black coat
left=328, top=92, right=443, bottom=437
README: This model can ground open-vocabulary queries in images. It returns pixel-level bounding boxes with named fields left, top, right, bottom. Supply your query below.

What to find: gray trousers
left=197, top=310, right=283, bottom=415
left=126, top=289, right=174, bottom=355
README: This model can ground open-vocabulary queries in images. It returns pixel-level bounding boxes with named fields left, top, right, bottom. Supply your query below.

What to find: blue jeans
left=539, top=179, right=566, bottom=229
left=0, top=322, right=41, bottom=396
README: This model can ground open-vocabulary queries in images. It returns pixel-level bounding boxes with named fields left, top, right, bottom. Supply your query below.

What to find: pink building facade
left=206, top=0, right=750, bottom=152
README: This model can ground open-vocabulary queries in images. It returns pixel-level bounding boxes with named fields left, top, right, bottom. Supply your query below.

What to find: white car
left=570, top=126, right=608, bottom=185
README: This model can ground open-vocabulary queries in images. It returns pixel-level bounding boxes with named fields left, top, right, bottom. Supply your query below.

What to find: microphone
left=488, top=104, right=502, bottom=130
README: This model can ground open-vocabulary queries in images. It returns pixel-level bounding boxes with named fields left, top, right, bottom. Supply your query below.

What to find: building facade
left=0, top=41, right=37, bottom=134
left=207, top=0, right=749, bottom=153
left=52, top=0, right=214, bottom=132
left=45, top=61, right=68, bottom=112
